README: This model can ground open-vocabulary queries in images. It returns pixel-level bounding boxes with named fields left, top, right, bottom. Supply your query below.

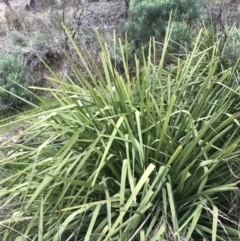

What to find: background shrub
left=0, top=53, right=29, bottom=112
left=33, top=31, right=50, bottom=50
left=221, top=26, right=240, bottom=67
left=169, top=21, right=196, bottom=52
left=124, top=0, right=202, bottom=49
left=12, top=31, right=28, bottom=47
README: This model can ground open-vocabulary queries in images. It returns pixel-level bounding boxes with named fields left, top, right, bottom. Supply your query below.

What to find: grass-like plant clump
left=0, top=25, right=240, bottom=240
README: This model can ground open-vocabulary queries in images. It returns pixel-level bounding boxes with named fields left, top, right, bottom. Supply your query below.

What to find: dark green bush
left=169, top=21, right=196, bottom=52
left=124, top=0, right=202, bottom=49
left=12, top=31, right=28, bottom=47
left=33, top=31, right=50, bottom=50
left=0, top=53, right=29, bottom=112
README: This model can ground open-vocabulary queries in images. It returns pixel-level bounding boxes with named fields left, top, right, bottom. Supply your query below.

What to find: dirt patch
left=0, top=0, right=27, bottom=19
left=0, top=3, right=7, bottom=19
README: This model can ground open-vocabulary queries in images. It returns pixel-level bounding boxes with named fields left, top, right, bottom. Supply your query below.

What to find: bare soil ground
left=0, top=0, right=26, bottom=18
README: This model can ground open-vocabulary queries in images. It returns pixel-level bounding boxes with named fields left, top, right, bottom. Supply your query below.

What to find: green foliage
left=169, top=21, right=196, bottom=52
left=197, top=23, right=240, bottom=71
left=222, top=26, right=240, bottom=68
left=12, top=31, right=28, bottom=47
left=0, top=26, right=240, bottom=240
left=33, top=31, right=50, bottom=50
left=0, top=53, right=29, bottom=112
left=124, top=0, right=202, bottom=49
